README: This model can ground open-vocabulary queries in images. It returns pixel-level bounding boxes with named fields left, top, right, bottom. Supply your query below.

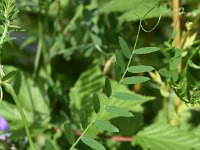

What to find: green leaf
left=119, top=37, right=132, bottom=59
left=45, top=139, right=55, bottom=150
left=133, top=122, right=200, bottom=150
left=105, top=106, right=134, bottom=117
left=134, top=47, right=160, bottom=54
left=93, top=93, right=100, bottom=114
left=81, top=136, right=106, bottom=150
left=2, top=70, right=17, bottom=82
left=188, top=60, right=200, bottom=69
left=64, top=123, right=75, bottom=145
left=0, top=26, right=4, bottom=35
left=114, top=63, right=121, bottom=82
left=122, top=76, right=150, bottom=84
left=94, top=120, right=119, bottom=132
left=104, top=77, right=112, bottom=97
left=158, top=68, right=170, bottom=78
left=114, top=92, right=154, bottom=101
left=79, top=109, right=88, bottom=129
left=128, top=65, right=154, bottom=73
left=115, top=50, right=125, bottom=73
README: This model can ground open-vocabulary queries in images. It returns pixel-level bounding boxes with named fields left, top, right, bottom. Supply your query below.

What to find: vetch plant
left=65, top=2, right=162, bottom=150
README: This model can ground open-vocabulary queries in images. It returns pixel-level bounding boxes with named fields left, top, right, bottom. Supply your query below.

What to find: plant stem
left=5, top=83, right=36, bottom=150
left=172, top=0, right=182, bottom=116
left=163, top=96, right=169, bottom=123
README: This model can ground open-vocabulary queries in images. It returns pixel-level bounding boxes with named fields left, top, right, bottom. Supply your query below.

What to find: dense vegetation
left=0, top=0, right=200, bottom=149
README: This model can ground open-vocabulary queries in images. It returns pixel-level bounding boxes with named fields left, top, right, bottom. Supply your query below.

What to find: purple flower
left=0, top=116, right=9, bottom=131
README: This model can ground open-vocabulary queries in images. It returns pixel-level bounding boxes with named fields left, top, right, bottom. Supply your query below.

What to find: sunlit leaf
left=122, top=76, right=150, bottom=84
left=93, top=93, right=100, bottom=114
left=135, top=47, right=160, bottom=54
left=45, top=139, right=55, bottom=150
left=119, top=37, right=132, bottom=59
left=94, top=120, right=119, bottom=132
left=104, top=77, right=112, bottom=97
left=115, top=50, right=125, bottom=72
left=128, top=65, right=154, bottom=73
left=133, top=122, right=200, bottom=150
left=81, top=136, right=105, bottom=150
left=105, top=106, right=134, bottom=117
left=64, top=123, right=75, bottom=145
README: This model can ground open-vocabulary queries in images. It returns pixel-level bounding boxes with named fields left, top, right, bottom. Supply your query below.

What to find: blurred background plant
left=0, top=0, right=200, bottom=149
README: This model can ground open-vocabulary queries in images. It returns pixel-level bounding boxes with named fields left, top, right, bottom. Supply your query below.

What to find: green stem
left=33, top=17, right=43, bottom=77
left=5, top=83, right=35, bottom=150
left=163, top=96, right=169, bottom=123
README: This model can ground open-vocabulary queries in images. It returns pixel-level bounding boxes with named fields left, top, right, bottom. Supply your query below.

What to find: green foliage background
left=0, top=0, right=200, bottom=149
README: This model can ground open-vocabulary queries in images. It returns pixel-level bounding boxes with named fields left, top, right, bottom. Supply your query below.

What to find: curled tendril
left=179, top=7, right=185, bottom=15
left=131, top=0, right=162, bottom=33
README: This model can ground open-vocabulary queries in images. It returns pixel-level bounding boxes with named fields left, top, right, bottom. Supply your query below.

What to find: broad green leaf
left=93, top=93, right=100, bottom=114
left=122, top=76, right=150, bottom=84
left=188, top=60, right=200, bottom=69
left=2, top=70, right=17, bottom=82
left=94, top=120, right=119, bottom=132
left=105, top=106, right=134, bottom=117
left=128, top=65, right=154, bottom=73
left=81, top=136, right=105, bottom=150
left=79, top=109, right=88, bottom=129
left=69, top=65, right=104, bottom=125
left=45, top=139, right=55, bottom=150
left=101, top=0, right=171, bottom=23
left=134, top=47, right=160, bottom=54
left=104, top=77, right=112, bottom=97
left=64, top=123, right=75, bottom=145
left=119, top=37, right=132, bottom=59
left=114, top=92, right=154, bottom=101
left=114, top=63, right=121, bottom=82
left=115, top=50, right=125, bottom=72
left=133, top=122, right=200, bottom=150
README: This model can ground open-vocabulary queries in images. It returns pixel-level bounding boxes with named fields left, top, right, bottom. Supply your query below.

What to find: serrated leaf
left=188, top=60, right=200, bottom=69
left=81, top=136, right=106, bottom=150
left=115, top=50, right=125, bottom=73
left=64, top=123, right=75, bottom=145
left=133, top=122, right=200, bottom=150
left=94, top=120, right=119, bottom=132
left=119, top=37, right=132, bottom=59
left=2, top=70, right=17, bottom=82
left=79, top=109, right=88, bottom=129
left=93, top=93, right=100, bottom=114
left=128, top=65, right=154, bottom=73
left=122, top=76, right=150, bottom=84
left=135, top=47, right=160, bottom=54
left=114, top=63, right=121, bottom=82
left=104, top=77, right=112, bottom=97
left=105, top=106, right=134, bottom=117
left=114, top=92, right=154, bottom=101
left=45, top=139, right=55, bottom=150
